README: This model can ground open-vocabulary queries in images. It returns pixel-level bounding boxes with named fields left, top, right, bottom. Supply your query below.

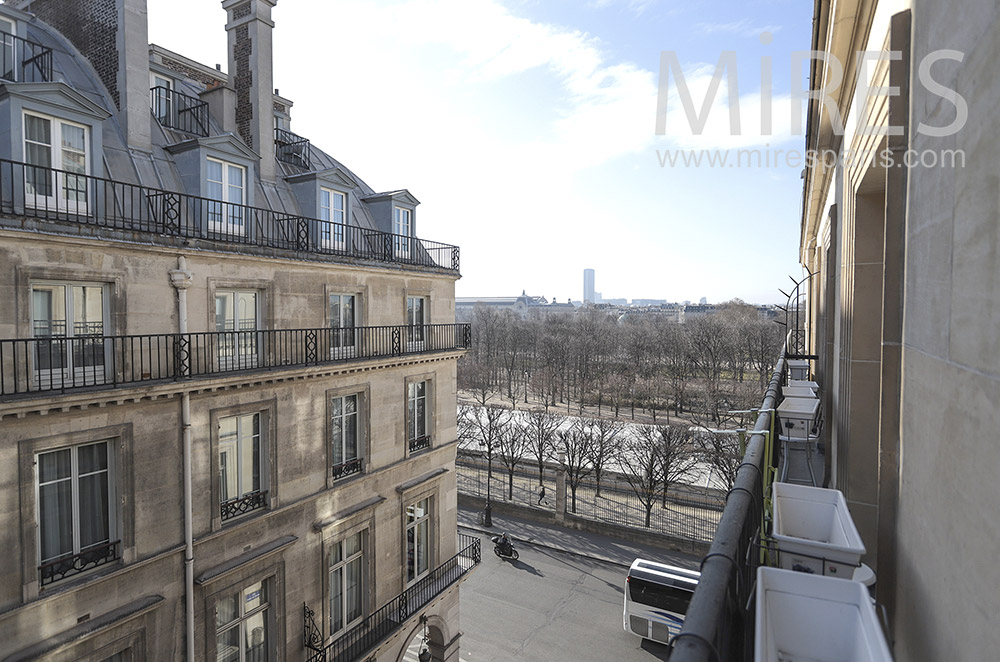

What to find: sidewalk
left=457, top=504, right=701, bottom=570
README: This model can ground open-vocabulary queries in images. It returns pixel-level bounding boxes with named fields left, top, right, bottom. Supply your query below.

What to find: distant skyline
left=147, top=0, right=808, bottom=305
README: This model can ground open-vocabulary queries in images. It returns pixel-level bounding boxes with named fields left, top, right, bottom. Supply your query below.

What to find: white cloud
left=587, top=0, right=659, bottom=16
left=696, top=19, right=782, bottom=38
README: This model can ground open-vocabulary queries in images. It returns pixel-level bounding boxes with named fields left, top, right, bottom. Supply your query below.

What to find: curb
left=458, top=522, right=631, bottom=569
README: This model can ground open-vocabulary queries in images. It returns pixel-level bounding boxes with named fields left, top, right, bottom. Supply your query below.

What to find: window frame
left=404, top=373, right=434, bottom=455
left=406, top=295, right=428, bottom=347
left=404, top=495, right=433, bottom=587
left=205, top=157, right=247, bottom=235
left=393, top=206, right=412, bottom=259
left=23, top=109, right=91, bottom=214
left=29, top=279, right=111, bottom=388
left=327, top=530, right=366, bottom=638
left=325, top=384, right=370, bottom=486
left=209, top=400, right=277, bottom=532
left=17, top=423, right=134, bottom=598
left=319, top=187, right=348, bottom=251
left=214, top=287, right=262, bottom=370
left=328, top=292, right=358, bottom=359
left=319, top=506, right=376, bottom=648
left=150, top=71, right=174, bottom=126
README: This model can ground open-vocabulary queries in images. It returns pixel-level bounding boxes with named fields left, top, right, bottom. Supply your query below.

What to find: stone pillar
left=555, top=450, right=566, bottom=524
left=223, top=0, right=276, bottom=180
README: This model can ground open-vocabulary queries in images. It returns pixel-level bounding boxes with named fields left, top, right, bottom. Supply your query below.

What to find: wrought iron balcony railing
left=39, top=539, right=121, bottom=587
left=0, top=323, right=472, bottom=400
left=0, top=30, right=53, bottom=82
left=275, top=127, right=311, bottom=169
left=408, top=436, right=431, bottom=453
left=221, top=490, right=268, bottom=521
left=669, top=349, right=786, bottom=662
left=0, top=159, right=461, bottom=272
left=150, top=86, right=210, bottom=136
left=331, top=457, right=363, bottom=481
left=304, top=533, right=481, bottom=662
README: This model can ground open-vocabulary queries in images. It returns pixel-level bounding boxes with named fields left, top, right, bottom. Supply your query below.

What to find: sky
left=147, top=0, right=811, bottom=306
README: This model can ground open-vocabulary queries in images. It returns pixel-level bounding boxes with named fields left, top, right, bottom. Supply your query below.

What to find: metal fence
left=0, top=323, right=471, bottom=398
left=304, top=533, right=481, bottom=662
left=670, top=350, right=784, bottom=662
left=150, top=86, right=210, bottom=136
left=0, top=158, right=460, bottom=272
left=275, top=127, right=312, bottom=168
left=456, top=453, right=726, bottom=544
left=0, top=30, right=53, bottom=82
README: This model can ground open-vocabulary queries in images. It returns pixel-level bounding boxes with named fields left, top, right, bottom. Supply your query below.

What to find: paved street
left=457, top=529, right=690, bottom=662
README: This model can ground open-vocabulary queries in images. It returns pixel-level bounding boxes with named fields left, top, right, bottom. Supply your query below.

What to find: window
left=24, top=111, right=90, bottom=212
left=36, top=440, right=119, bottom=586
left=405, top=498, right=430, bottom=584
left=31, top=281, right=107, bottom=387
left=407, top=381, right=429, bottom=452
left=330, top=393, right=361, bottom=479
left=406, top=296, right=426, bottom=345
left=329, top=293, right=356, bottom=358
left=151, top=73, right=174, bottom=125
left=218, top=413, right=267, bottom=521
left=320, top=188, right=347, bottom=250
left=0, top=18, right=14, bottom=81
left=393, top=207, right=412, bottom=259
left=215, top=580, right=271, bottom=662
left=216, top=289, right=259, bottom=368
left=206, top=158, right=246, bottom=235
left=329, top=532, right=364, bottom=636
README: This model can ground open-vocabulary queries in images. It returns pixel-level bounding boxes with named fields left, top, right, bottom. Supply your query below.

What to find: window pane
left=74, top=286, right=105, bottom=335
left=343, top=297, right=354, bottom=327
left=244, top=606, right=268, bottom=661
left=78, top=441, right=108, bottom=473
left=346, top=555, right=362, bottom=622
left=215, top=592, right=239, bottom=628
left=244, top=581, right=264, bottom=612
left=215, top=626, right=239, bottom=662
left=207, top=160, right=223, bottom=183
left=406, top=525, right=415, bottom=583
left=216, top=293, right=233, bottom=332
left=25, top=115, right=51, bottom=146
left=416, top=398, right=426, bottom=438
left=38, top=447, right=71, bottom=482
left=344, top=394, right=357, bottom=414
left=61, top=124, right=86, bottom=153
left=39, top=478, right=73, bottom=562
left=330, top=565, right=343, bottom=632
left=331, top=421, right=343, bottom=466
left=78, top=471, right=110, bottom=548
left=417, top=519, right=429, bottom=575
left=345, top=415, right=357, bottom=460
left=330, top=295, right=341, bottom=328
left=344, top=532, right=361, bottom=557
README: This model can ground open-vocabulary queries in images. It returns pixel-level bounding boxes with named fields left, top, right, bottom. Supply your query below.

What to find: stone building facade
left=800, top=0, right=1000, bottom=659
left=0, top=1, right=474, bottom=661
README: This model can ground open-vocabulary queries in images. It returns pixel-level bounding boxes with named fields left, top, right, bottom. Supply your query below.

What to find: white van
left=623, top=559, right=701, bottom=645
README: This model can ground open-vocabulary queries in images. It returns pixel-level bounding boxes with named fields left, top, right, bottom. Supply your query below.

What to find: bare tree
left=555, top=420, right=594, bottom=514
left=696, top=431, right=743, bottom=493
left=618, top=426, right=663, bottom=528
left=495, top=414, right=529, bottom=500
left=655, top=424, right=700, bottom=507
left=457, top=403, right=478, bottom=453
left=585, top=416, right=624, bottom=497
left=524, top=409, right=560, bottom=485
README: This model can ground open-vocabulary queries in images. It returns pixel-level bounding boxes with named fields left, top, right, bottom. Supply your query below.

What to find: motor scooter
left=491, top=533, right=519, bottom=560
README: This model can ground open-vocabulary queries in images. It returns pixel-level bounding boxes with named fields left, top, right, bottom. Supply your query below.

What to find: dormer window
left=24, top=111, right=89, bottom=213
left=206, top=158, right=246, bottom=236
left=393, top=207, right=412, bottom=259
left=320, top=188, right=347, bottom=250
left=0, top=18, right=14, bottom=80
left=150, top=73, right=173, bottom=125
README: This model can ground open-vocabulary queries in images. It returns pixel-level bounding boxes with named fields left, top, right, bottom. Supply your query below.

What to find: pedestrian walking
left=537, top=484, right=547, bottom=505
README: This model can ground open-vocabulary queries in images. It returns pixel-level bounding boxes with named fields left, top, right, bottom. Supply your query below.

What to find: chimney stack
left=12, top=0, right=152, bottom=151
left=223, top=0, right=277, bottom=180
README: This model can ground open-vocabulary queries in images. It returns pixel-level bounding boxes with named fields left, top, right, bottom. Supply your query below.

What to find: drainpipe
left=169, top=256, right=195, bottom=661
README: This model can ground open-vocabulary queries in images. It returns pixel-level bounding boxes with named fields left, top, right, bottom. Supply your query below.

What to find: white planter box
left=773, top=483, right=865, bottom=578
left=787, top=359, right=810, bottom=381
left=755, top=567, right=893, bottom=662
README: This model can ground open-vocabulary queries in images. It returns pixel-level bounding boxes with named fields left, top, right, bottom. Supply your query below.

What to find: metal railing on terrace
left=0, top=323, right=471, bottom=400
left=275, top=127, right=311, bottom=169
left=669, top=349, right=785, bottom=662
left=0, top=159, right=461, bottom=272
left=150, top=86, right=210, bottom=136
left=304, top=533, right=481, bottom=662
left=0, top=30, right=53, bottom=82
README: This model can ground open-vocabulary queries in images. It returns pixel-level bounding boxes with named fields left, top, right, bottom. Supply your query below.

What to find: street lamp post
left=523, top=370, right=529, bottom=404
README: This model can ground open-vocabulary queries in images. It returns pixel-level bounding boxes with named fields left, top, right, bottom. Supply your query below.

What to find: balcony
left=0, top=323, right=471, bottom=401
left=150, top=86, right=210, bottom=136
left=304, top=533, right=481, bottom=662
left=0, top=30, right=53, bottom=82
left=39, top=539, right=121, bottom=587
left=0, top=159, right=461, bottom=272
left=275, top=127, right=311, bottom=169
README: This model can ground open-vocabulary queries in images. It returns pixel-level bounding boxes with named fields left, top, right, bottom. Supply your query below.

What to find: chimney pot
left=216, top=63, right=222, bottom=71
